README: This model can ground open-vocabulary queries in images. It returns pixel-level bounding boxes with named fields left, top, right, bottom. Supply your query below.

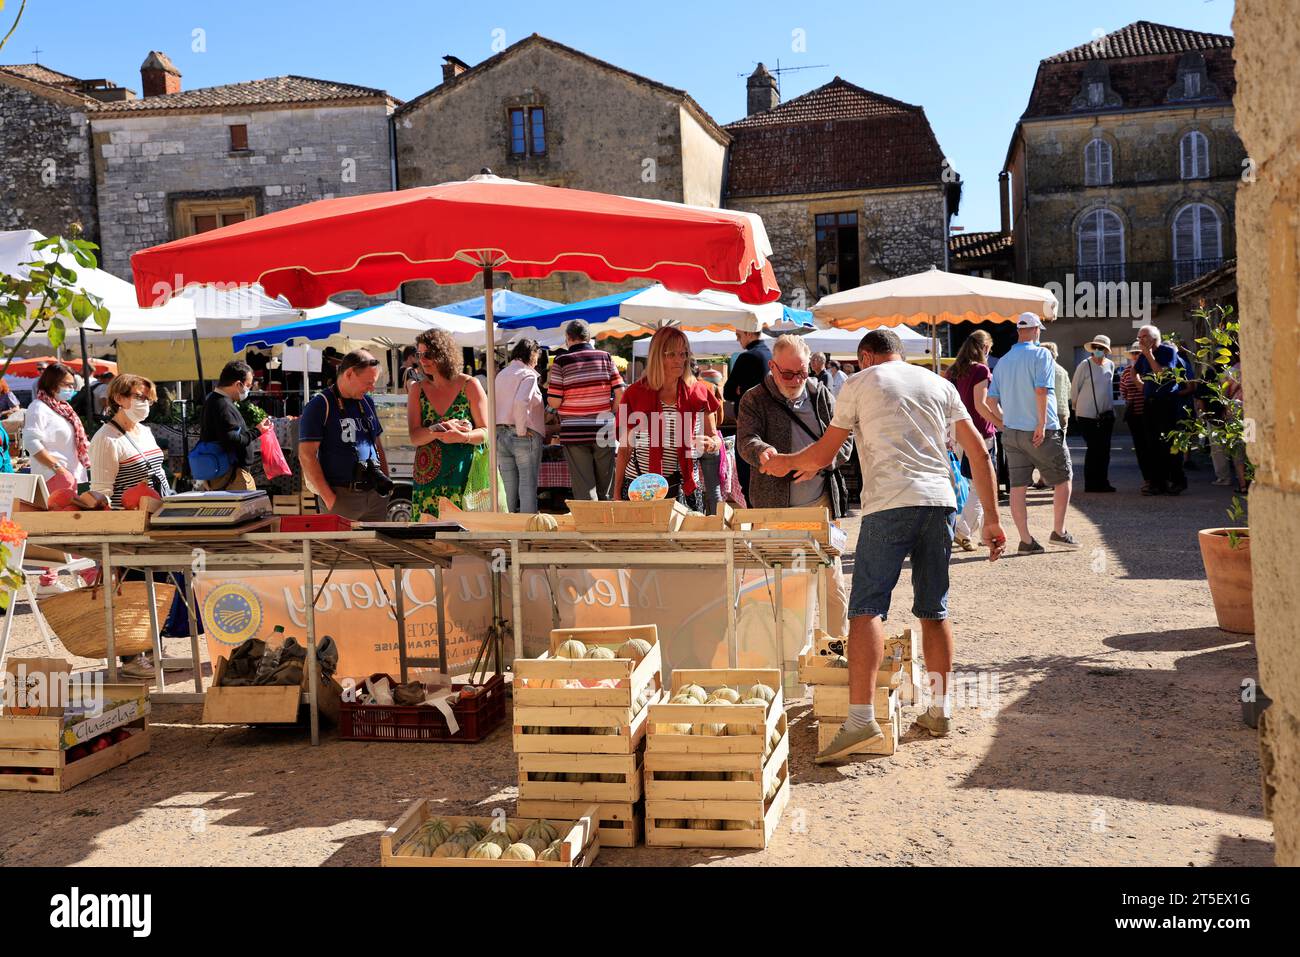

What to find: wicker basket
left=38, top=582, right=177, bottom=659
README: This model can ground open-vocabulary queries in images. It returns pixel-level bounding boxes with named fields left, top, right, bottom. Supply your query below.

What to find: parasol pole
left=191, top=329, right=207, bottom=395
left=931, top=319, right=940, bottom=373
left=77, top=327, right=94, bottom=420
left=482, top=266, right=499, bottom=512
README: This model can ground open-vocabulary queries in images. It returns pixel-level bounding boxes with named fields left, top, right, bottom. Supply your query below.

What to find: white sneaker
left=36, top=578, right=72, bottom=596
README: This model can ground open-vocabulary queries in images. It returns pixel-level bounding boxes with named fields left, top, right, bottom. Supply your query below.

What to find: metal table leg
left=434, top=565, right=448, bottom=677
left=725, top=537, right=738, bottom=668
left=510, top=539, right=523, bottom=663
left=301, top=539, right=319, bottom=746
left=102, top=543, right=117, bottom=682
left=144, top=569, right=164, bottom=694
left=183, top=573, right=203, bottom=694
left=393, top=564, right=408, bottom=683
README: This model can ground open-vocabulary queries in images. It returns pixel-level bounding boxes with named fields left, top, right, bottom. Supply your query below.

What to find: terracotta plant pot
left=1197, top=528, right=1254, bottom=634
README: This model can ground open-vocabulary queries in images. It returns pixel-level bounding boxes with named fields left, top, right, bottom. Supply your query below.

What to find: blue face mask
left=1093, top=349, right=1107, bottom=359
left=58, top=388, right=76, bottom=402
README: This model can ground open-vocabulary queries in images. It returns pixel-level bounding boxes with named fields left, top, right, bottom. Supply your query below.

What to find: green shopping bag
left=463, top=441, right=508, bottom=512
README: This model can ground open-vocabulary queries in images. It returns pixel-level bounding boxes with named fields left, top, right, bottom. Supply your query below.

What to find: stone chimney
left=442, top=55, right=470, bottom=84
left=140, top=51, right=181, bottom=97
left=998, top=170, right=1011, bottom=235
left=747, top=63, right=778, bottom=116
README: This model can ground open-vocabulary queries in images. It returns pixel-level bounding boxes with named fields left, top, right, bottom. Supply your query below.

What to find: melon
left=502, top=842, right=537, bottom=860
left=598, top=773, right=621, bottom=784
left=418, top=817, right=452, bottom=846
left=522, top=837, right=550, bottom=854
left=669, top=693, right=697, bottom=705
left=555, top=639, right=587, bottom=659
left=523, top=819, right=559, bottom=844
left=722, top=819, right=757, bottom=831
left=689, top=819, right=723, bottom=830
left=769, top=727, right=783, bottom=751
left=401, top=838, right=431, bottom=857
left=704, top=696, right=732, bottom=706
left=618, top=638, right=653, bottom=662
left=659, top=722, right=693, bottom=735
left=538, top=845, right=562, bottom=862
left=585, top=646, right=616, bottom=660
left=828, top=655, right=849, bottom=669
left=432, top=841, right=467, bottom=858
left=679, top=684, right=708, bottom=704
left=728, top=771, right=754, bottom=782
left=709, top=686, right=741, bottom=704
left=482, top=831, right=512, bottom=850
left=655, top=819, right=688, bottom=829
left=467, top=841, right=503, bottom=860
left=526, top=512, right=558, bottom=532
left=698, top=722, right=728, bottom=736
left=746, top=684, right=776, bottom=704
left=764, top=775, right=781, bottom=801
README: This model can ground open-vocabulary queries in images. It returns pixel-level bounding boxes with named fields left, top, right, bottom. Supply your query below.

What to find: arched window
left=1172, top=203, right=1222, bottom=284
left=1180, top=130, right=1209, bottom=179
left=1077, top=208, right=1125, bottom=282
left=1084, top=138, right=1113, bottom=186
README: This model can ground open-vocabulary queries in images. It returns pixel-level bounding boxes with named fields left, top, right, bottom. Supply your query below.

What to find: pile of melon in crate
left=382, top=802, right=601, bottom=867
left=513, top=626, right=663, bottom=847
left=796, top=628, right=921, bottom=756
left=400, top=815, right=567, bottom=861
left=643, top=669, right=790, bottom=849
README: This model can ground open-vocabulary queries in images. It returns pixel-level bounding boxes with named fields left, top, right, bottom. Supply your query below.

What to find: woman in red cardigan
left=615, top=326, right=722, bottom=510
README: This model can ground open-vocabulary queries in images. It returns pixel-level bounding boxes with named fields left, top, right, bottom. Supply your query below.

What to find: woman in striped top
left=89, top=374, right=173, bottom=508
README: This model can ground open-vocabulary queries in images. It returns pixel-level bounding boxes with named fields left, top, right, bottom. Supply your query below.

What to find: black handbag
left=762, top=379, right=849, bottom=519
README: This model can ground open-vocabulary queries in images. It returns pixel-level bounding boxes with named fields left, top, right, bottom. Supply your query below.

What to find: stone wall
left=1233, top=0, right=1300, bottom=867
left=91, top=104, right=394, bottom=280
left=727, top=185, right=948, bottom=306
left=0, top=79, right=98, bottom=246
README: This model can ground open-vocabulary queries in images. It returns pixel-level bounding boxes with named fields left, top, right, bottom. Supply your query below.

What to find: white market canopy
left=813, top=266, right=1059, bottom=329
left=232, top=300, right=487, bottom=352
left=630, top=324, right=932, bottom=360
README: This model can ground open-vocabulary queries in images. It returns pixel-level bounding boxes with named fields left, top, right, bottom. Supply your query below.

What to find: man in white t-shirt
left=762, top=329, right=1005, bottom=762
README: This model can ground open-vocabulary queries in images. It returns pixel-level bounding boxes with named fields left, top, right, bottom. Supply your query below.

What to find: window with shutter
left=1180, top=131, right=1209, bottom=179
left=1172, top=204, right=1222, bottom=283
left=1084, top=138, right=1112, bottom=186
left=1077, top=209, right=1124, bottom=282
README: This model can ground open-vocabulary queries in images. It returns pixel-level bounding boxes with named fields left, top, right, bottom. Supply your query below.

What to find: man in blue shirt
left=298, top=349, right=390, bottom=521
left=984, top=313, right=1077, bottom=554
left=1134, top=324, right=1192, bottom=495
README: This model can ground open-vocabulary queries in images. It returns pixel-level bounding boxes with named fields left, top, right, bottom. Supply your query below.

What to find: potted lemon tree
left=1165, top=305, right=1253, bottom=634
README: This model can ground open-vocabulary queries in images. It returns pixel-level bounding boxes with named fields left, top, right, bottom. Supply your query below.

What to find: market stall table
left=441, top=528, right=842, bottom=684
left=14, top=527, right=459, bottom=745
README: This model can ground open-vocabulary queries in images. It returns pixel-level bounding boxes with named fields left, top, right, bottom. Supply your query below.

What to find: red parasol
left=130, top=172, right=780, bottom=513
left=3, top=356, right=116, bottom=378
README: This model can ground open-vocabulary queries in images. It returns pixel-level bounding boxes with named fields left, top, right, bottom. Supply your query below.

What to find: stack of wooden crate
left=643, top=668, right=790, bottom=849
left=513, top=625, right=663, bottom=848
left=797, top=628, right=921, bottom=757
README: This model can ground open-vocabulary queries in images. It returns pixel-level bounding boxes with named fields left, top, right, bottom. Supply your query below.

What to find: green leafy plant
left=1160, top=303, right=1251, bottom=547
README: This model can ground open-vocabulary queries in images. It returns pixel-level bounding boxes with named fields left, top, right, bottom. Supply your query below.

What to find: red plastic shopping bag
left=259, top=428, right=291, bottom=480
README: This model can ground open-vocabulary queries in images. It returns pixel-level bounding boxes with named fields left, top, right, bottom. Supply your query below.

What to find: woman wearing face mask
left=22, top=362, right=91, bottom=497
left=1070, top=336, right=1117, bottom=493
left=198, top=360, right=269, bottom=491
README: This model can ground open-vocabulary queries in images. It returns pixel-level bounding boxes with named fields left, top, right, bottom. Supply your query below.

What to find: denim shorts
left=848, top=505, right=956, bottom=621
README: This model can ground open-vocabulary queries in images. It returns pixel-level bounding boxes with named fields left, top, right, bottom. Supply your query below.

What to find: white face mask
left=238, top=385, right=251, bottom=401
left=124, top=399, right=150, bottom=423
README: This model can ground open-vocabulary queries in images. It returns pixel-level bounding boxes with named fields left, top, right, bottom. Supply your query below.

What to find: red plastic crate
left=279, top=514, right=353, bottom=533
left=339, top=673, right=506, bottom=743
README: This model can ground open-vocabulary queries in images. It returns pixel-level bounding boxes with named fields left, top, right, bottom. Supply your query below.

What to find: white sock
left=927, top=690, right=953, bottom=720
left=842, top=703, right=876, bottom=732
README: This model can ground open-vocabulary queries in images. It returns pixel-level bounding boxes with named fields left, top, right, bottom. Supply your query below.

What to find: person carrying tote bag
left=1071, top=336, right=1117, bottom=493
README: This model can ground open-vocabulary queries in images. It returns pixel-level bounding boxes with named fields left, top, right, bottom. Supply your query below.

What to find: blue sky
left=7, top=0, right=1234, bottom=230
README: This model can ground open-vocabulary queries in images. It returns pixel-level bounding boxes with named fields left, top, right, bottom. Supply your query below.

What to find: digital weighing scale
left=149, top=490, right=273, bottom=527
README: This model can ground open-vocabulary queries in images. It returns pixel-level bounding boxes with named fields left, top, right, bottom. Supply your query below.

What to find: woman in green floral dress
left=407, top=328, right=489, bottom=520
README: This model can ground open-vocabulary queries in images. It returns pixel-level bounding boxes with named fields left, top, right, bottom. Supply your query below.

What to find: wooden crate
left=812, top=684, right=899, bottom=722
left=516, top=798, right=643, bottom=849
left=728, top=505, right=841, bottom=546
left=513, top=625, right=664, bottom=754
left=14, top=505, right=154, bottom=536
left=381, top=801, right=599, bottom=867
left=817, top=707, right=902, bottom=757
left=567, top=499, right=689, bottom=533
left=202, top=655, right=342, bottom=726
left=0, top=687, right=151, bottom=793
left=643, top=668, right=790, bottom=849
left=798, top=628, right=919, bottom=687
left=517, top=751, right=643, bottom=803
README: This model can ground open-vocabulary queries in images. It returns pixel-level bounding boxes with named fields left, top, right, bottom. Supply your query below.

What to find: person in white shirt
left=22, top=363, right=90, bottom=490
left=761, top=329, right=1005, bottom=762
left=1070, top=335, right=1117, bottom=493
left=494, top=339, right=546, bottom=513
left=827, top=359, right=849, bottom=396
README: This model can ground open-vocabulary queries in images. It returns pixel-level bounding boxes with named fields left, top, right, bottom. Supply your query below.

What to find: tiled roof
left=724, top=77, right=948, bottom=197
left=1024, top=21, right=1235, bottom=118
left=93, top=74, right=394, bottom=114
left=1045, top=21, right=1233, bottom=63
left=949, top=231, right=1013, bottom=260
left=0, top=63, right=81, bottom=86
left=396, top=34, right=728, bottom=144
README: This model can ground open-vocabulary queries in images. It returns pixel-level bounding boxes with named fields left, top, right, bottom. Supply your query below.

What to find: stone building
left=1003, top=21, right=1245, bottom=362
left=0, top=63, right=128, bottom=246
left=394, top=34, right=730, bottom=307
left=724, top=70, right=960, bottom=308
left=949, top=230, right=1015, bottom=281
left=1234, top=0, right=1299, bottom=867
left=89, top=52, right=398, bottom=284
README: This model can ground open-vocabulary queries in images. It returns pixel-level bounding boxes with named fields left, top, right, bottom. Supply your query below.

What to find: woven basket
left=38, top=581, right=177, bottom=659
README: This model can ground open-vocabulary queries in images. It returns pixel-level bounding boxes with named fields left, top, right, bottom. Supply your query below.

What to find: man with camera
left=298, top=349, right=392, bottom=521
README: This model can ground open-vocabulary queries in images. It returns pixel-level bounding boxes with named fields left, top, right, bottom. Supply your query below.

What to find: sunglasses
left=773, top=364, right=808, bottom=381
left=341, top=357, right=381, bottom=372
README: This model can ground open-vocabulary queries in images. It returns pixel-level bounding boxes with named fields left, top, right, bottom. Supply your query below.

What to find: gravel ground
left=0, top=441, right=1274, bottom=866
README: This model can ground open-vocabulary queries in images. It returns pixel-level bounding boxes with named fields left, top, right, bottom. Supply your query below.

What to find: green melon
left=523, top=819, right=559, bottom=844
left=432, top=841, right=467, bottom=858
left=538, top=845, right=562, bottom=862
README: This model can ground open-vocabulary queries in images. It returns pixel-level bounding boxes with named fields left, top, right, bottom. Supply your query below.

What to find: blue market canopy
left=233, top=300, right=484, bottom=350
left=437, top=289, right=561, bottom=321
